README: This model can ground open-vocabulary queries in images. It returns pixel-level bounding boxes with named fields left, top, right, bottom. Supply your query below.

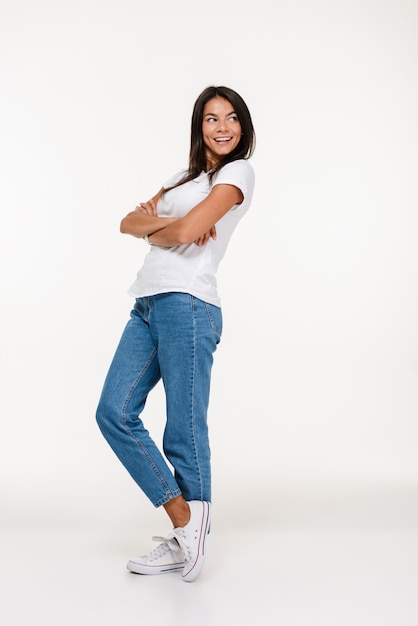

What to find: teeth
left=215, top=138, right=231, bottom=142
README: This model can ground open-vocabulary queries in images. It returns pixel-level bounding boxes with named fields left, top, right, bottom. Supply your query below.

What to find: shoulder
left=217, top=159, right=254, bottom=177
left=213, top=159, right=255, bottom=193
left=212, top=159, right=255, bottom=208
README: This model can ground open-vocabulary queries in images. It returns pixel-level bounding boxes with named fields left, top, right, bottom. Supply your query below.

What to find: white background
left=1, top=0, right=418, bottom=532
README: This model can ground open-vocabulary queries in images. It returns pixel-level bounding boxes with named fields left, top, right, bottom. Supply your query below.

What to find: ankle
left=164, top=496, right=191, bottom=528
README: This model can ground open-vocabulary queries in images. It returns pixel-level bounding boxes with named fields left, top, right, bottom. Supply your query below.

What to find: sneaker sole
left=127, top=560, right=185, bottom=575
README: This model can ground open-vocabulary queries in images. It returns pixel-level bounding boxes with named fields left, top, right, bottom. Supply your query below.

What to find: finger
left=141, top=202, right=154, bottom=216
left=148, top=199, right=157, bottom=216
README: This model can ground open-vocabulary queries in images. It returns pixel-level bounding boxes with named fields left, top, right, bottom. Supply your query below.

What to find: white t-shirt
left=127, top=159, right=255, bottom=307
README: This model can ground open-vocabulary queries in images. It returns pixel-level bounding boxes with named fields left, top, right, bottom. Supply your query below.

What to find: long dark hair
left=165, top=85, right=256, bottom=192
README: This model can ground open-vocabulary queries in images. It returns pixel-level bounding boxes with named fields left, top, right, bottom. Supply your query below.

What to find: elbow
left=176, top=234, right=192, bottom=246
left=174, top=223, right=196, bottom=246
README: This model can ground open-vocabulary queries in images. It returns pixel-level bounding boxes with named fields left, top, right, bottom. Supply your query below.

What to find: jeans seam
left=190, top=297, right=203, bottom=501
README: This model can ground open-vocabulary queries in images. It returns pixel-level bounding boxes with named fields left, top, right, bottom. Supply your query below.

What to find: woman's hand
left=135, top=199, right=158, bottom=216
left=194, top=225, right=217, bottom=246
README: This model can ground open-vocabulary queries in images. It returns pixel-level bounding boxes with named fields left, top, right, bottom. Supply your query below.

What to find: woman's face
left=202, top=97, right=242, bottom=170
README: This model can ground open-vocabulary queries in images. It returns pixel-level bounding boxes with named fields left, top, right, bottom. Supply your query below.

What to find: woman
left=96, top=85, right=256, bottom=582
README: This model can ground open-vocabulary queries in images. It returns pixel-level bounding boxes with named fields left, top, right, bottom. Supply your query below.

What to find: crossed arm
left=120, top=184, right=243, bottom=247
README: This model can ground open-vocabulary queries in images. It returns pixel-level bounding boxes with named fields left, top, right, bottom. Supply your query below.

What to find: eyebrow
left=204, top=110, right=237, bottom=117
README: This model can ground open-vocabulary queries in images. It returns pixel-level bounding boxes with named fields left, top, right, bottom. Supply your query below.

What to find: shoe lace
left=148, top=532, right=181, bottom=561
left=172, top=528, right=192, bottom=562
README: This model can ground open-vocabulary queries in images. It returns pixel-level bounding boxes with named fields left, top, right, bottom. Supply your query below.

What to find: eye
left=205, top=116, right=217, bottom=123
left=228, top=115, right=238, bottom=122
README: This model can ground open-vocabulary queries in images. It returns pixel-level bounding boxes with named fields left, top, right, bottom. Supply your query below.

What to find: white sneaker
left=173, top=500, right=211, bottom=582
left=127, top=533, right=185, bottom=575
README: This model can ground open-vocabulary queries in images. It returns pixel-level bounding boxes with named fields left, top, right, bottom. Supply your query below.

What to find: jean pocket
left=204, top=302, right=223, bottom=339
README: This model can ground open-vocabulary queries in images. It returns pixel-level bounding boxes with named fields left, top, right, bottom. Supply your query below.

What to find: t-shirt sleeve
left=211, top=159, right=255, bottom=211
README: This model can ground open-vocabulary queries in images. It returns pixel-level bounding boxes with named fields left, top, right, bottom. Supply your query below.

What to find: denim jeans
left=96, top=293, right=222, bottom=507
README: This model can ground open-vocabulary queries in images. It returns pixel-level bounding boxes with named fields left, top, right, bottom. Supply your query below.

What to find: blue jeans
left=96, top=293, right=222, bottom=507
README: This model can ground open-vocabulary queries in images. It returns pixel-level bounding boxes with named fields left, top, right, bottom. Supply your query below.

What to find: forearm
left=148, top=220, right=191, bottom=247
left=120, top=213, right=177, bottom=239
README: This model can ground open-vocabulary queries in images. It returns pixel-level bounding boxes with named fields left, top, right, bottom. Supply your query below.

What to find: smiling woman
left=96, top=85, right=256, bottom=582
